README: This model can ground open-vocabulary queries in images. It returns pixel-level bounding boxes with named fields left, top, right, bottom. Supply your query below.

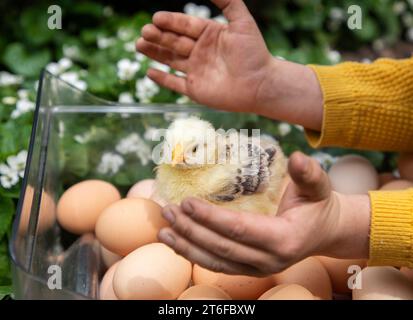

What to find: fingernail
left=181, top=200, right=194, bottom=215
left=158, top=229, right=175, bottom=246
left=162, top=208, right=175, bottom=224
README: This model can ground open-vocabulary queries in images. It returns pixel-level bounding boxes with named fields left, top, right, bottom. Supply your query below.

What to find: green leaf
left=20, top=7, right=55, bottom=46
left=0, top=286, right=12, bottom=300
left=3, top=43, right=51, bottom=78
left=0, top=197, right=14, bottom=240
left=0, top=241, right=11, bottom=286
left=63, top=144, right=89, bottom=177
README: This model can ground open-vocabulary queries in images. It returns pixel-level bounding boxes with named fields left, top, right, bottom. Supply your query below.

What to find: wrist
left=255, top=58, right=324, bottom=131
left=323, top=193, right=371, bottom=259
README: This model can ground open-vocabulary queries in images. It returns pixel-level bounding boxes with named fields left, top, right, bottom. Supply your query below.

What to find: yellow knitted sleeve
left=307, top=58, right=413, bottom=268
left=307, top=58, right=413, bottom=152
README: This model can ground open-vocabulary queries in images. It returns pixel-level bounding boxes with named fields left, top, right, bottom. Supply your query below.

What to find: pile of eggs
left=55, top=152, right=413, bottom=300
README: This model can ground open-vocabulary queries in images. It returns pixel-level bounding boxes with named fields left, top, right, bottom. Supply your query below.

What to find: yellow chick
left=155, top=117, right=288, bottom=215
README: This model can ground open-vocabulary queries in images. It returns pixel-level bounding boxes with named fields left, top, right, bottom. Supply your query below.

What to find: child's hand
left=137, top=0, right=324, bottom=131
left=157, top=152, right=371, bottom=276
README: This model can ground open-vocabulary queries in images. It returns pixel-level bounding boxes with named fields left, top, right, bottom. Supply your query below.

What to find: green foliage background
left=0, top=0, right=412, bottom=297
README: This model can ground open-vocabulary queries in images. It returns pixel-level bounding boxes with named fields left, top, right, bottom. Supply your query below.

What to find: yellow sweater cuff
left=306, top=59, right=413, bottom=152
left=305, top=64, right=357, bottom=149
left=368, top=189, right=413, bottom=268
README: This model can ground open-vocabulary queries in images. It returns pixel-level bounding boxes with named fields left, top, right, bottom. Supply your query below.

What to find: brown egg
left=100, top=244, right=122, bottom=269
left=18, top=186, right=56, bottom=235
left=113, top=243, right=192, bottom=300
left=192, top=264, right=274, bottom=300
left=328, top=155, right=379, bottom=194
left=353, top=266, right=413, bottom=300
left=272, top=257, right=332, bottom=300
left=99, top=261, right=120, bottom=300
left=95, top=198, right=168, bottom=256
left=178, top=285, right=232, bottom=300
left=380, top=179, right=413, bottom=190
left=127, top=179, right=156, bottom=199
left=316, top=256, right=367, bottom=294
left=378, top=173, right=396, bottom=187
left=127, top=179, right=168, bottom=206
left=57, top=180, right=121, bottom=234
left=258, top=284, right=314, bottom=300
left=398, top=153, right=413, bottom=182
left=400, top=267, right=413, bottom=283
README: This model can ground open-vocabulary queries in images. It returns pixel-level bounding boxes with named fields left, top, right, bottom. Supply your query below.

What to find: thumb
left=288, top=151, right=331, bottom=201
left=211, top=0, right=252, bottom=22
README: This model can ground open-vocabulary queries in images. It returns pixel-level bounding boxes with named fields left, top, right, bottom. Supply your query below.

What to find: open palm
left=136, top=0, right=273, bottom=113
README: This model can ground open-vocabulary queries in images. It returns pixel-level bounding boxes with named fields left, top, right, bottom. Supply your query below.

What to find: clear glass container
left=9, top=71, right=277, bottom=299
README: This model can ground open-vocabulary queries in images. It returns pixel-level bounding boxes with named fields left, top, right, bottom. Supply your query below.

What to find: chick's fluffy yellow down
left=155, top=153, right=288, bottom=216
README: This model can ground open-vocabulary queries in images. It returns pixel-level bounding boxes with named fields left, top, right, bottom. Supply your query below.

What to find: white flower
left=118, top=92, right=134, bottom=104
left=393, top=1, right=407, bottom=14
left=46, top=58, right=73, bottom=75
left=117, top=59, right=141, bottom=81
left=17, top=89, right=29, bottom=100
left=136, top=76, right=160, bottom=103
left=124, top=41, right=136, bottom=53
left=97, top=152, right=125, bottom=175
left=97, top=36, right=116, bottom=49
left=144, top=127, right=161, bottom=141
left=7, top=150, right=27, bottom=178
left=63, top=45, right=80, bottom=59
left=0, top=151, right=27, bottom=188
left=149, top=60, right=171, bottom=73
left=184, top=3, right=211, bottom=19
left=135, top=52, right=147, bottom=62
left=176, top=95, right=191, bottom=104
left=0, top=71, right=23, bottom=87
left=59, top=58, right=73, bottom=70
left=407, top=28, right=413, bottom=42
left=115, top=133, right=152, bottom=166
left=60, top=72, right=87, bottom=91
left=2, top=96, right=17, bottom=105
left=74, top=133, right=90, bottom=144
left=278, top=123, right=292, bottom=136
left=311, top=152, right=338, bottom=170
left=0, top=172, right=19, bottom=189
left=327, top=50, right=341, bottom=64
left=11, top=99, right=35, bottom=119
left=213, top=15, right=228, bottom=24
left=329, top=7, right=345, bottom=21
left=361, top=58, right=372, bottom=64
left=117, top=28, right=134, bottom=41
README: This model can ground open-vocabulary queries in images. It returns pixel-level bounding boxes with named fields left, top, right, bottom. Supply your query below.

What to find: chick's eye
left=192, top=146, right=198, bottom=153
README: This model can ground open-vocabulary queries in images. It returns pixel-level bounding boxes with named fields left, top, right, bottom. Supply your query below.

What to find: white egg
left=328, top=155, right=379, bottom=194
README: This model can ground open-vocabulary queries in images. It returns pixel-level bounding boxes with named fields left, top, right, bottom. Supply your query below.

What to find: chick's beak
left=171, top=143, right=185, bottom=166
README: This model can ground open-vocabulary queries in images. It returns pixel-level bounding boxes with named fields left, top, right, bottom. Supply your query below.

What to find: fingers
left=180, top=198, right=281, bottom=252
left=141, top=24, right=195, bottom=57
left=161, top=205, right=277, bottom=271
left=136, top=38, right=187, bottom=72
left=147, top=68, right=188, bottom=96
left=158, top=228, right=264, bottom=276
left=210, top=0, right=252, bottom=22
left=153, top=11, right=208, bottom=39
left=288, top=151, right=331, bottom=201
